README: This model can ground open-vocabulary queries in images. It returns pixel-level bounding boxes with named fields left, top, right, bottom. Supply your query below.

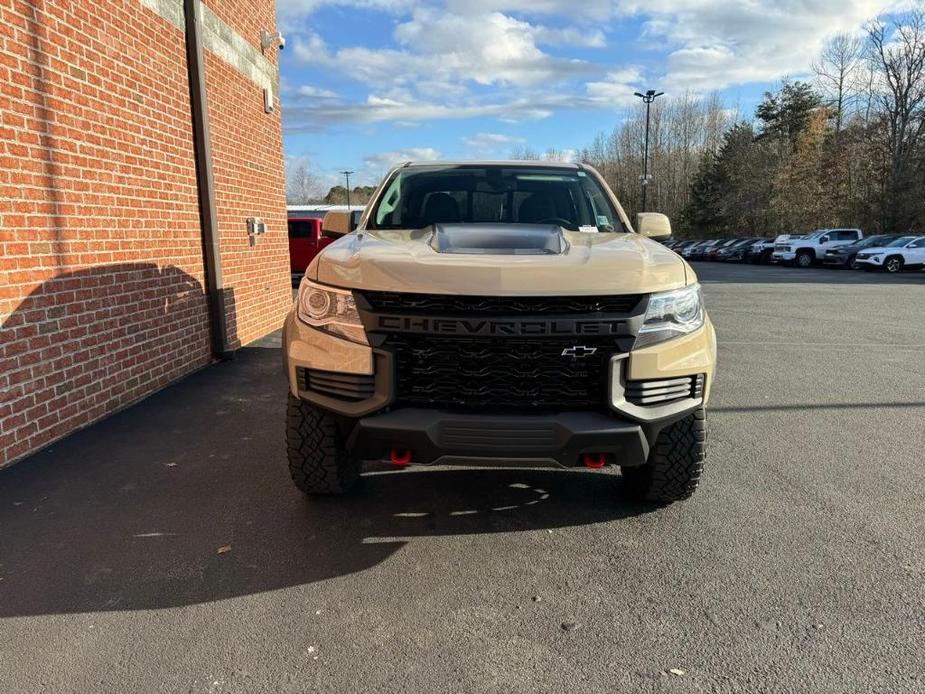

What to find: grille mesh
left=362, top=292, right=642, bottom=316
left=388, top=335, right=622, bottom=410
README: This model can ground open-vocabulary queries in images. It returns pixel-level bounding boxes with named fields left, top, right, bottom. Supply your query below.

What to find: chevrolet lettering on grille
left=374, top=315, right=627, bottom=336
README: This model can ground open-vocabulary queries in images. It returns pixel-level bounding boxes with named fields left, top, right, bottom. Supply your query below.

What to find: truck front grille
left=362, top=292, right=643, bottom=316
left=386, top=335, right=622, bottom=411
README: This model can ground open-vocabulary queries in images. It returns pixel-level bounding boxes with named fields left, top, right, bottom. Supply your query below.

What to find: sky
left=275, top=0, right=900, bottom=190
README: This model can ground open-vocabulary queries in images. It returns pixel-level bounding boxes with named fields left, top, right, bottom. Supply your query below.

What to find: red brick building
left=0, top=0, right=291, bottom=467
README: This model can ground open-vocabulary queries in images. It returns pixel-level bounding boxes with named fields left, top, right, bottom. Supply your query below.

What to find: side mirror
left=820, top=235, right=830, bottom=243
left=321, top=210, right=355, bottom=238
left=636, top=212, right=672, bottom=240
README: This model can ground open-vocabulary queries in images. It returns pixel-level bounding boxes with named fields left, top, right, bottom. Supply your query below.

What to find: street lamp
left=340, top=170, right=354, bottom=213
left=633, top=89, right=664, bottom=213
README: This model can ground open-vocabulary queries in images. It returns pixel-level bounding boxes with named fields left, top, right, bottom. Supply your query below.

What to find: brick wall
left=202, top=0, right=290, bottom=348
left=0, top=0, right=290, bottom=467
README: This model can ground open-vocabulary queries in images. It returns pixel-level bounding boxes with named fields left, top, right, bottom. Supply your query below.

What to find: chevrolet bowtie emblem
left=561, top=345, right=598, bottom=358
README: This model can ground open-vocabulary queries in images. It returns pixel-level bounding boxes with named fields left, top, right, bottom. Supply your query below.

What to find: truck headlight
left=297, top=279, right=367, bottom=344
left=636, top=283, right=705, bottom=348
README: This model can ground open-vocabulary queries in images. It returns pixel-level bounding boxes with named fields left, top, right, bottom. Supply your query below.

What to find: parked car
left=822, top=234, right=904, bottom=269
left=767, top=234, right=800, bottom=263
left=717, top=238, right=762, bottom=262
left=283, top=160, right=716, bottom=504
left=668, top=240, right=697, bottom=254
left=744, top=238, right=776, bottom=264
left=854, top=235, right=925, bottom=273
left=705, top=239, right=739, bottom=261
left=772, top=228, right=863, bottom=267
left=288, top=216, right=335, bottom=285
left=685, top=240, right=718, bottom=261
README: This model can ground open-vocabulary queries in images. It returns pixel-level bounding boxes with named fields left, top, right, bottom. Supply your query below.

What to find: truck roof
left=401, top=160, right=581, bottom=169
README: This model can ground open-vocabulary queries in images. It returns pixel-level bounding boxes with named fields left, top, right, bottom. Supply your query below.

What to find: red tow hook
left=582, top=453, right=607, bottom=469
left=390, top=448, right=412, bottom=467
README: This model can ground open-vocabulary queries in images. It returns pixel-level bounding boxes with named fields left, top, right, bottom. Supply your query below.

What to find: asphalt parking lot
left=1, top=262, right=924, bottom=694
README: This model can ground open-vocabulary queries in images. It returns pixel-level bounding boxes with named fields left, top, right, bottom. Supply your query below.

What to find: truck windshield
left=368, top=166, right=623, bottom=233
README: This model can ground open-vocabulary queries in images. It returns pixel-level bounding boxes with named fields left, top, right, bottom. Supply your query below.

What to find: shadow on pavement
left=0, top=345, right=651, bottom=617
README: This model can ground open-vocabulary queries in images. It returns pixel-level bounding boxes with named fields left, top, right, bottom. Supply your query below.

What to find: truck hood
left=311, top=224, right=688, bottom=295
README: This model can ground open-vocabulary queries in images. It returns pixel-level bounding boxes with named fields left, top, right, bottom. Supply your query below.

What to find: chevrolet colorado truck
left=772, top=228, right=863, bottom=267
left=282, top=161, right=716, bottom=504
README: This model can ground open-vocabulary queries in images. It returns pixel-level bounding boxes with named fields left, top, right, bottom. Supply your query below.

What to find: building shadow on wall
left=0, top=305, right=651, bottom=617
left=0, top=263, right=236, bottom=465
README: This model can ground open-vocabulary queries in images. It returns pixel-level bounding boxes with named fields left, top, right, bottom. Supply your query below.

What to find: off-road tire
left=796, top=250, right=814, bottom=268
left=884, top=256, right=903, bottom=273
left=286, top=394, right=361, bottom=495
left=622, top=409, right=706, bottom=504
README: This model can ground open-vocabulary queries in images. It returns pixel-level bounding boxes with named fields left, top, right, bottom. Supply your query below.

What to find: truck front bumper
left=347, top=408, right=660, bottom=468
left=771, top=251, right=795, bottom=263
left=283, top=311, right=715, bottom=467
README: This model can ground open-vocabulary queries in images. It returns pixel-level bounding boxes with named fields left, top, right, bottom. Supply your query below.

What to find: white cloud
left=461, top=132, right=526, bottom=155
left=293, top=8, right=602, bottom=92
left=276, top=0, right=413, bottom=30
left=348, top=147, right=441, bottom=184
left=463, top=132, right=524, bottom=148
left=281, top=0, right=898, bottom=133
left=296, top=85, right=339, bottom=99
left=627, top=0, right=897, bottom=90
left=584, top=68, right=644, bottom=106
left=363, top=147, right=441, bottom=170
left=445, top=0, right=616, bottom=21
left=283, top=93, right=561, bottom=131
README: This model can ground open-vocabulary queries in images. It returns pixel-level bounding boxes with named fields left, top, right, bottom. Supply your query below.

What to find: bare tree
left=576, top=93, right=730, bottom=221
left=508, top=145, right=540, bottom=160
left=813, top=33, right=865, bottom=135
left=285, top=158, right=319, bottom=204
left=866, top=4, right=925, bottom=229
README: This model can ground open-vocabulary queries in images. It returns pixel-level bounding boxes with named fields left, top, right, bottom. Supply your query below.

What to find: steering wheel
left=538, top=217, right=575, bottom=228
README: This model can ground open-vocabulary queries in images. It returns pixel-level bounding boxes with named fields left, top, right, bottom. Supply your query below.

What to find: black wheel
left=286, top=394, right=361, bottom=495
left=848, top=255, right=859, bottom=270
left=622, top=409, right=706, bottom=503
left=796, top=250, right=814, bottom=268
left=884, top=256, right=904, bottom=273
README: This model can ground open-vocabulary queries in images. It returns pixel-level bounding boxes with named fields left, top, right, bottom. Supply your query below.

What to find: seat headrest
left=423, top=193, right=460, bottom=224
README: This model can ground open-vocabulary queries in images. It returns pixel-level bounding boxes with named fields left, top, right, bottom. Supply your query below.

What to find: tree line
left=572, top=6, right=925, bottom=238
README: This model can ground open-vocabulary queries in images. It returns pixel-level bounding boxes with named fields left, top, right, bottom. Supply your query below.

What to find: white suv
left=773, top=229, right=863, bottom=267
left=855, top=235, right=925, bottom=273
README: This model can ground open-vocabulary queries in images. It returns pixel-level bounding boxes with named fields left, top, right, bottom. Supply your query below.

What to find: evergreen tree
left=681, top=152, right=723, bottom=234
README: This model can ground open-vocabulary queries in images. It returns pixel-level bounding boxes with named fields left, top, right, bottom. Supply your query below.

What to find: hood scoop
left=429, top=223, right=568, bottom=255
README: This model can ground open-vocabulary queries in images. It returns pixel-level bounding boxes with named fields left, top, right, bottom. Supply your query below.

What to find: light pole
left=340, top=170, right=354, bottom=213
left=633, top=89, right=664, bottom=213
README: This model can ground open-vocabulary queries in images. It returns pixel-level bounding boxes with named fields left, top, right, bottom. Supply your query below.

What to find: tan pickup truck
left=282, top=161, right=716, bottom=504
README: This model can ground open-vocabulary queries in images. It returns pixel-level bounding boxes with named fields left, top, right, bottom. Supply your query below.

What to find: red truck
left=288, top=216, right=333, bottom=285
